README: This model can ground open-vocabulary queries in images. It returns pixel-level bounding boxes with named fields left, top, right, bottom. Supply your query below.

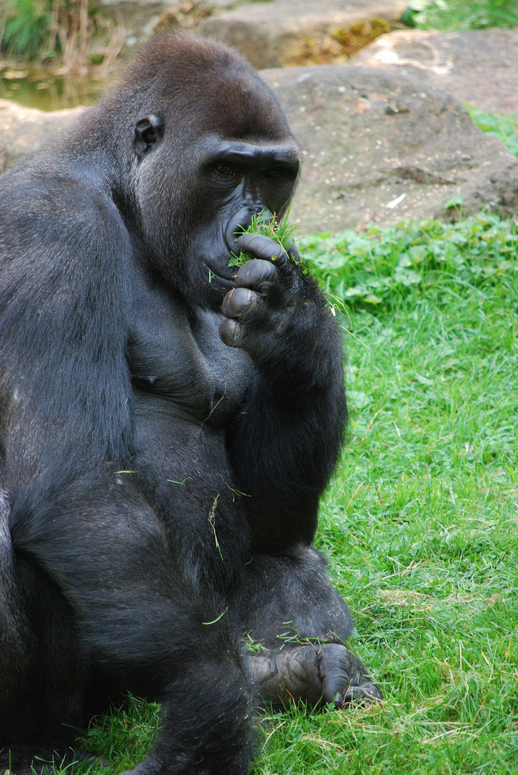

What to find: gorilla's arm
left=0, top=167, right=133, bottom=532
left=220, top=235, right=347, bottom=552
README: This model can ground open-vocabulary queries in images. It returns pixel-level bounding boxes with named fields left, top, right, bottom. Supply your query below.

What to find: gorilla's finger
left=219, top=317, right=243, bottom=348
left=318, top=643, right=382, bottom=708
left=221, top=287, right=263, bottom=320
left=234, top=259, right=278, bottom=291
left=319, top=644, right=354, bottom=706
left=235, top=233, right=288, bottom=267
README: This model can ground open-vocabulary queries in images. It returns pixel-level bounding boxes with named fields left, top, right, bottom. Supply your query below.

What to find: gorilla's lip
left=203, top=260, right=237, bottom=288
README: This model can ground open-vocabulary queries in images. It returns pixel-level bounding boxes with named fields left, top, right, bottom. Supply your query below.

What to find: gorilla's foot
left=250, top=642, right=382, bottom=709
left=0, top=745, right=97, bottom=775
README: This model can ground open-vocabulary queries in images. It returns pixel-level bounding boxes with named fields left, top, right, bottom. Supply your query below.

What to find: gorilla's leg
left=10, top=485, right=254, bottom=775
left=119, top=655, right=253, bottom=775
left=0, top=495, right=88, bottom=775
left=235, top=546, right=381, bottom=708
left=78, top=582, right=253, bottom=775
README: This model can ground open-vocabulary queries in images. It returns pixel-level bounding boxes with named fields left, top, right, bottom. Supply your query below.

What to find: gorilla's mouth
left=203, top=260, right=237, bottom=288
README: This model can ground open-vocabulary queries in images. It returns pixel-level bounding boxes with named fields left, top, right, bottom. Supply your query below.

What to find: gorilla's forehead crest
left=119, top=31, right=292, bottom=142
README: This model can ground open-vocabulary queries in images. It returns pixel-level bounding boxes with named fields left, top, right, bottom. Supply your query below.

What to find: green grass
left=402, top=0, right=518, bottom=31
left=230, top=210, right=298, bottom=268
left=466, top=106, right=518, bottom=159
left=29, top=214, right=518, bottom=773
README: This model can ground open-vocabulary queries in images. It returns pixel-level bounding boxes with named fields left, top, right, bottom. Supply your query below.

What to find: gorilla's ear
left=134, top=115, right=164, bottom=159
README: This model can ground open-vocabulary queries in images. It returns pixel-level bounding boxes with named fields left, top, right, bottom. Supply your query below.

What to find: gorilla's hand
left=249, top=643, right=383, bottom=709
left=219, top=232, right=302, bottom=359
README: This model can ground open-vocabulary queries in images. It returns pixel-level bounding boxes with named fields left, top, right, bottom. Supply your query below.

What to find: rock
left=104, top=0, right=229, bottom=51
left=2, top=63, right=518, bottom=233
left=260, top=65, right=518, bottom=233
left=0, top=99, right=85, bottom=174
left=198, top=0, right=408, bottom=69
left=351, top=28, right=518, bottom=116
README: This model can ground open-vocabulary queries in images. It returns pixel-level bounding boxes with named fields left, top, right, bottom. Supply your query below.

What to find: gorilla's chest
left=128, top=286, right=252, bottom=428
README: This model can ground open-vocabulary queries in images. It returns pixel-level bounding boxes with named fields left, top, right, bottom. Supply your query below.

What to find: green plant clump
left=467, top=105, right=518, bottom=158
left=1, top=0, right=51, bottom=59
left=402, top=0, right=518, bottom=30
left=301, top=212, right=518, bottom=311
left=230, top=211, right=298, bottom=268
left=0, top=0, right=102, bottom=63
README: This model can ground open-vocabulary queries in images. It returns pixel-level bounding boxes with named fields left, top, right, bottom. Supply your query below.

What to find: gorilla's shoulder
left=0, top=156, right=129, bottom=265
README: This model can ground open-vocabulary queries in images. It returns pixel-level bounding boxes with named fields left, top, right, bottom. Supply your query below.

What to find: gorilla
left=0, top=31, right=380, bottom=775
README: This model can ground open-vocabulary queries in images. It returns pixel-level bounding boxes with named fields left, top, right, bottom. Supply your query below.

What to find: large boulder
left=100, top=0, right=404, bottom=60
left=198, top=0, right=408, bottom=69
left=2, top=64, right=518, bottom=233
left=351, top=28, right=518, bottom=116
left=0, top=99, right=84, bottom=174
left=260, top=65, right=518, bottom=233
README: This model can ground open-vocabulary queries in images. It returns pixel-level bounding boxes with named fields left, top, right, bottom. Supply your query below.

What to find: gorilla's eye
left=215, top=164, right=235, bottom=177
left=266, top=168, right=283, bottom=179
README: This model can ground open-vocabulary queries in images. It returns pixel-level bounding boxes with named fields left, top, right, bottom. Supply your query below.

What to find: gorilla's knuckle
left=230, top=287, right=256, bottom=316
left=219, top=317, right=243, bottom=348
left=237, top=259, right=279, bottom=290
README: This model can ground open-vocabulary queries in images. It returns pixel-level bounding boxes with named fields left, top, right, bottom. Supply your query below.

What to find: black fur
left=0, top=32, right=379, bottom=775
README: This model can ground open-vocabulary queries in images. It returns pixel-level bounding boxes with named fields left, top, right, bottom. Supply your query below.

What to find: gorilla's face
left=133, top=128, right=300, bottom=309
left=185, top=137, right=300, bottom=309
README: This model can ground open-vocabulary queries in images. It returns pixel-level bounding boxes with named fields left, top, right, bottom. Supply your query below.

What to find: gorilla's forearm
left=225, top=308, right=347, bottom=552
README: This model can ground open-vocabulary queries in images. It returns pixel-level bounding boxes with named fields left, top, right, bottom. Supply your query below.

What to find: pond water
left=0, top=71, right=107, bottom=111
